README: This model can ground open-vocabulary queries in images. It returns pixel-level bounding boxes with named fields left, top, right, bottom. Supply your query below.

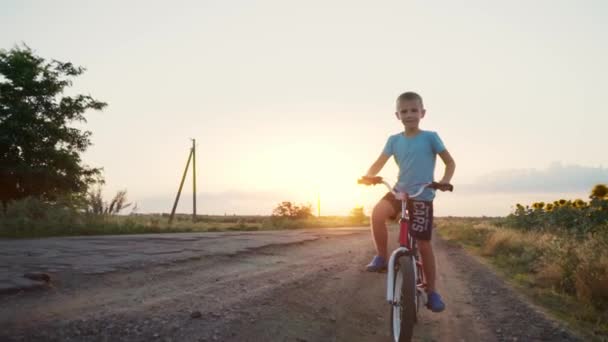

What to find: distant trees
left=349, top=206, right=366, bottom=224
left=0, top=45, right=106, bottom=209
left=272, top=201, right=313, bottom=219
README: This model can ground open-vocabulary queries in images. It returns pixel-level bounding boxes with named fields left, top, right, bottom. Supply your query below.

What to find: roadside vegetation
left=0, top=195, right=369, bottom=238
left=437, top=184, right=608, bottom=341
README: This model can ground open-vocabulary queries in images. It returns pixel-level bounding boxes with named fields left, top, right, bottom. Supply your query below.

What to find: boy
left=363, top=91, right=455, bottom=313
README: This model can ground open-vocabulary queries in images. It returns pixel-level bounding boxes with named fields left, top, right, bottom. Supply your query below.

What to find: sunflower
left=545, top=203, right=554, bottom=212
left=573, top=199, right=586, bottom=208
left=532, top=202, right=545, bottom=210
left=558, top=199, right=567, bottom=206
left=591, top=184, right=608, bottom=199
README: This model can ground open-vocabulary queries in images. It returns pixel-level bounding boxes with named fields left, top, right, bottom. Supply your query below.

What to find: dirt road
left=0, top=228, right=580, bottom=342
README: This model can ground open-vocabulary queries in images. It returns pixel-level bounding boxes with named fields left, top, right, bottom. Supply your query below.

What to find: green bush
left=0, top=197, right=84, bottom=236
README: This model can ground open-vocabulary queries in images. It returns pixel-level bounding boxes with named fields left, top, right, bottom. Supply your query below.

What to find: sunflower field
left=505, top=184, right=608, bottom=235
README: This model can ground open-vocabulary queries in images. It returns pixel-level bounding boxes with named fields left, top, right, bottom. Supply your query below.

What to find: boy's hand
left=358, top=176, right=383, bottom=185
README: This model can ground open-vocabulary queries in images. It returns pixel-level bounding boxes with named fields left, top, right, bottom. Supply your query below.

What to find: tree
left=349, top=206, right=366, bottom=224
left=272, top=201, right=313, bottom=219
left=0, top=45, right=106, bottom=209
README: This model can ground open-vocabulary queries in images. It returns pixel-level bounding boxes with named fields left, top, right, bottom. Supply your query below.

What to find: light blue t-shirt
left=382, top=130, right=446, bottom=201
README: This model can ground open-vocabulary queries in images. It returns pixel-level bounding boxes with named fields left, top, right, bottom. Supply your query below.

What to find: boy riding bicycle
left=363, top=91, right=456, bottom=313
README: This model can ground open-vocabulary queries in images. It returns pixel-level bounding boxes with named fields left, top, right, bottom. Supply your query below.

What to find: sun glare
left=243, top=141, right=382, bottom=214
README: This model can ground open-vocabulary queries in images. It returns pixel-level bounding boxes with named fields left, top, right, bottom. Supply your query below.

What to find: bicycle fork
left=386, top=248, right=414, bottom=305
left=386, top=249, right=429, bottom=308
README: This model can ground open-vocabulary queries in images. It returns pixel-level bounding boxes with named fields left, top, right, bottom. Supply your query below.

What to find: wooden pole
left=192, top=139, right=197, bottom=222
left=169, top=147, right=193, bottom=224
left=317, top=192, right=321, bottom=217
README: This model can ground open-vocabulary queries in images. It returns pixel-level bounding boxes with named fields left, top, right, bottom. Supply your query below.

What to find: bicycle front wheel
left=390, top=255, right=417, bottom=342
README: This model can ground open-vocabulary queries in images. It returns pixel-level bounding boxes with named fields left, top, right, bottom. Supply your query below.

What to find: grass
left=436, top=217, right=608, bottom=341
left=0, top=212, right=369, bottom=238
left=0, top=197, right=370, bottom=238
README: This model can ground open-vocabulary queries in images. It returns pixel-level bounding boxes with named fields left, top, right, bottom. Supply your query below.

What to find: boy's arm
left=438, top=150, right=456, bottom=184
left=365, top=153, right=390, bottom=177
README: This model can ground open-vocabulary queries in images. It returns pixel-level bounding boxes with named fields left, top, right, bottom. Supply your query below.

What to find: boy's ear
left=421, top=109, right=426, bottom=118
left=394, top=112, right=400, bottom=120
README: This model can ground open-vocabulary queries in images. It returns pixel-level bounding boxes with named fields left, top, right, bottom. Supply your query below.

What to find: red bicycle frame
left=399, top=216, right=410, bottom=248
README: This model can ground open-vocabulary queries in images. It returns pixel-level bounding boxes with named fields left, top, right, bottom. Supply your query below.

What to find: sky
left=1, top=0, right=607, bottom=216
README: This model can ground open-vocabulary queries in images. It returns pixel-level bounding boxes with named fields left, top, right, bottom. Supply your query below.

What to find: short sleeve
left=382, top=136, right=394, bottom=157
left=431, top=132, right=446, bottom=154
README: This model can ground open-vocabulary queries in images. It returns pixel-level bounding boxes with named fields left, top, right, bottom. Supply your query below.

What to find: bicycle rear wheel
left=390, top=255, right=417, bottom=342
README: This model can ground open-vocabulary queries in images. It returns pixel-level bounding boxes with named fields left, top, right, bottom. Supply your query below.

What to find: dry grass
left=435, top=218, right=494, bottom=248
left=482, top=230, right=554, bottom=258
left=481, top=229, right=522, bottom=256
left=536, top=261, right=563, bottom=288
left=574, top=238, right=608, bottom=305
left=436, top=217, right=608, bottom=339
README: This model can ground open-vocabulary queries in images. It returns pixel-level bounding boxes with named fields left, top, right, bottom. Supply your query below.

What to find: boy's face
left=395, top=99, right=425, bottom=129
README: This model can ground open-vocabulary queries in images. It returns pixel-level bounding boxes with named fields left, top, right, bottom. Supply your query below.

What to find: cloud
left=462, top=162, right=608, bottom=193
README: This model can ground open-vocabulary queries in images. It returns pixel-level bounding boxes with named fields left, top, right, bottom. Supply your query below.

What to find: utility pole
left=192, top=139, right=197, bottom=221
left=317, top=192, right=321, bottom=217
left=169, top=140, right=198, bottom=224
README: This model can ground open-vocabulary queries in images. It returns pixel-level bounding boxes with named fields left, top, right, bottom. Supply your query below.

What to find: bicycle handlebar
left=357, top=176, right=453, bottom=198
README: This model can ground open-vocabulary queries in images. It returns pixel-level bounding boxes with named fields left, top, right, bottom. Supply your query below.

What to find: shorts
left=381, top=192, right=434, bottom=241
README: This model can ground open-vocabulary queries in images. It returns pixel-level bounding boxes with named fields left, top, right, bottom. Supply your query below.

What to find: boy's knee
left=372, top=201, right=394, bottom=221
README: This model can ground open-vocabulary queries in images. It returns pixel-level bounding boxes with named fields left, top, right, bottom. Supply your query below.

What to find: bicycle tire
left=390, top=255, right=417, bottom=342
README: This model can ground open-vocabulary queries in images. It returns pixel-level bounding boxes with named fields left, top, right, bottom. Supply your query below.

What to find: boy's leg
left=408, top=200, right=445, bottom=312
left=371, top=199, right=396, bottom=260
left=419, top=240, right=444, bottom=312
left=366, top=195, right=398, bottom=271
left=417, top=240, right=436, bottom=292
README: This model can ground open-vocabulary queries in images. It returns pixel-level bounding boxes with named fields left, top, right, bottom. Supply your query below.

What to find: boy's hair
left=396, top=91, right=424, bottom=108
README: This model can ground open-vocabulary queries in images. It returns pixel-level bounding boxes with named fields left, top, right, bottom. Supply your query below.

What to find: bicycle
left=357, top=176, right=453, bottom=342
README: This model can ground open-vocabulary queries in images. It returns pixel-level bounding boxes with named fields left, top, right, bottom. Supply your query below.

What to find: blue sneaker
left=365, top=255, right=387, bottom=272
left=427, top=291, right=446, bottom=312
